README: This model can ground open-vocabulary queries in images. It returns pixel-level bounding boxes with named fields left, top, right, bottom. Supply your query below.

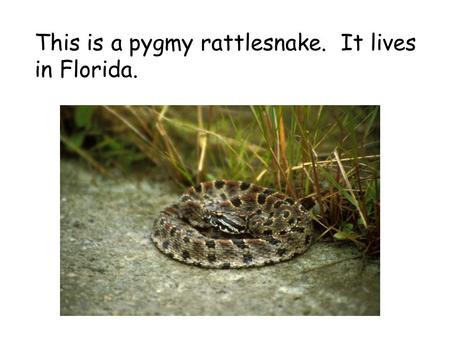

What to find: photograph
left=60, top=105, right=380, bottom=315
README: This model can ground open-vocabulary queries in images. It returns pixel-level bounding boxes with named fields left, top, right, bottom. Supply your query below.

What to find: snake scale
left=151, top=180, right=313, bottom=268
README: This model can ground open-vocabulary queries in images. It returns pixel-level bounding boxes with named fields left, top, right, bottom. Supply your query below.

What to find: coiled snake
left=151, top=180, right=313, bottom=268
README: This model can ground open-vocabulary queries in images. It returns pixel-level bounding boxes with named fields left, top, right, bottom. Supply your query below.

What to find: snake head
left=203, top=211, right=246, bottom=234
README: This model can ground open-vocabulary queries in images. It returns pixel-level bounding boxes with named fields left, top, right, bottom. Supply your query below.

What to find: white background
left=1, top=0, right=449, bottom=337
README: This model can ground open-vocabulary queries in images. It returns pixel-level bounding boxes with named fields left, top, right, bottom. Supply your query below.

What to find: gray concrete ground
left=60, top=160, right=380, bottom=315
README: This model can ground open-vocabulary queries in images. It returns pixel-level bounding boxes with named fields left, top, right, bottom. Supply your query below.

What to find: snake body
left=151, top=180, right=313, bottom=268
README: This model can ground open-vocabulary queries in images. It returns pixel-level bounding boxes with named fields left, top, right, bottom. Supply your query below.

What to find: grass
left=60, top=105, right=380, bottom=256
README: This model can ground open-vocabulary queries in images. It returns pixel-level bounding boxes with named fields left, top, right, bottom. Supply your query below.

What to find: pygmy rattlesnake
left=151, top=180, right=313, bottom=268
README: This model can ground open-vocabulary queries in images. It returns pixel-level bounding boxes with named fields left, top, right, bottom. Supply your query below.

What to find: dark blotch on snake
left=257, top=194, right=267, bottom=205
left=162, top=240, right=170, bottom=249
left=282, top=210, right=290, bottom=218
left=207, top=254, right=217, bottom=263
left=292, top=226, right=305, bottom=233
left=170, top=227, right=177, bottom=237
left=221, top=262, right=231, bottom=268
left=183, top=236, right=191, bottom=243
left=240, top=182, right=251, bottom=190
left=230, top=197, right=242, bottom=207
left=182, top=250, right=190, bottom=260
left=305, top=234, right=312, bottom=245
left=276, top=248, right=287, bottom=257
left=263, top=229, right=273, bottom=236
left=215, top=180, right=225, bottom=189
left=232, top=238, right=247, bottom=249
left=206, top=240, right=216, bottom=249
left=243, top=254, right=253, bottom=264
